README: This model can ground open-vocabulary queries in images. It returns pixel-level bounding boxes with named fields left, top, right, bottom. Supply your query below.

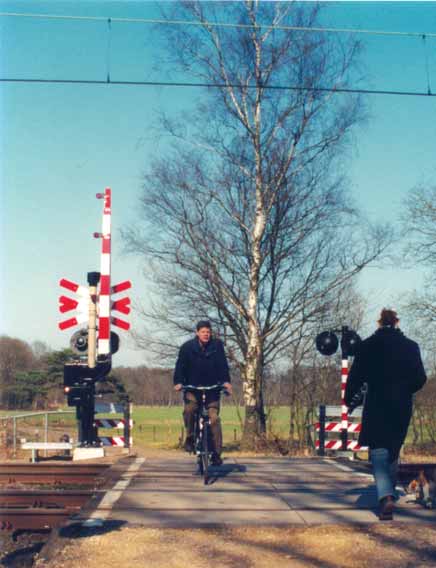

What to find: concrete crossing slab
left=91, top=507, right=306, bottom=527
left=82, top=455, right=436, bottom=527
left=119, top=479, right=274, bottom=491
left=116, top=490, right=291, bottom=510
left=278, top=489, right=377, bottom=509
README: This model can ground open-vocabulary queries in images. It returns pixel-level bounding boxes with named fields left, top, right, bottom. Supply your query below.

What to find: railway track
left=397, top=462, right=436, bottom=484
left=0, top=489, right=94, bottom=508
left=337, top=458, right=436, bottom=482
left=0, top=462, right=110, bottom=486
left=0, top=462, right=113, bottom=532
left=0, top=508, right=74, bottom=531
left=1, top=459, right=434, bottom=534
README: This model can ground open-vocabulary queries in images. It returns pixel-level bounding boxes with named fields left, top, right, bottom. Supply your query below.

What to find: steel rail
left=0, top=463, right=110, bottom=485
left=0, top=463, right=108, bottom=473
left=0, top=489, right=94, bottom=508
left=397, top=463, right=436, bottom=482
left=0, top=507, right=73, bottom=531
left=0, top=472, right=105, bottom=485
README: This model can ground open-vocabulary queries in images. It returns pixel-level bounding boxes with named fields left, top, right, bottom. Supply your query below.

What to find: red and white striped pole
left=95, top=188, right=112, bottom=358
left=340, top=357, right=349, bottom=451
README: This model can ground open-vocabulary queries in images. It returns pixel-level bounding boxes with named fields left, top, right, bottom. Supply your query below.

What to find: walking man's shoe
left=184, top=436, right=194, bottom=453
left=379, top=495, right=395, bottom=520
left=211, top=453, right=223, bottom=467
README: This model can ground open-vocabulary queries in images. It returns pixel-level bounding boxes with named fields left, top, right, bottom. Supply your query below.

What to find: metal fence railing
left=0, top=410, right=75, bottom=457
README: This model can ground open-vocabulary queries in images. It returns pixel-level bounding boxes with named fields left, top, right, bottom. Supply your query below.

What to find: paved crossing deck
left=82, top=455, right=435, bottom=527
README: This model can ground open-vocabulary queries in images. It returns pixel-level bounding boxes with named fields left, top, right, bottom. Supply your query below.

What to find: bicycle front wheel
left=202, top=423, right=209, bottom=485
left=197, top=453, right=204, bottom=475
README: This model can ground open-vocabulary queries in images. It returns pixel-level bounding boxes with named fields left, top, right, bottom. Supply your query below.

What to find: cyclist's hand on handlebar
left=174, top=383, right=183, bottom=391
left=223, top=382, right=232, bottom=394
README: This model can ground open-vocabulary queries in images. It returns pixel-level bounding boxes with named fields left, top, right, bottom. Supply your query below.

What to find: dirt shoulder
left=37, top=524, right=436, bottom=568
left=34, top=449, right=436, bottom=568
left=11, top=449, right=434, bottom=567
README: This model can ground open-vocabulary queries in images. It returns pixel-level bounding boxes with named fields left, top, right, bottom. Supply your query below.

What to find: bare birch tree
left=125, top=1, right=392, bottom=448
left=403, top=184, right=436, bottom=321
left=402, top=183, right=436, bottom=373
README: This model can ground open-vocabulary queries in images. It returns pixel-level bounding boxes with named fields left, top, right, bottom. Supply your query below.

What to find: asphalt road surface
left=79, top=455, right=435, bottom=527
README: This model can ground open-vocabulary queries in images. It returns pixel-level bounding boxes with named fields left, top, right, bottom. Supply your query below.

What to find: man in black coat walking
left=345, top=308, right=427, bottom=520
left=174, top=320, right=232, bottom=466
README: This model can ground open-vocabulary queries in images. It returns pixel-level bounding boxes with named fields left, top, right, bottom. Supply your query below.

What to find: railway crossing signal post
left=315, top=326, right=361, bottom=453
left=58, top=189, right=131, bottom=452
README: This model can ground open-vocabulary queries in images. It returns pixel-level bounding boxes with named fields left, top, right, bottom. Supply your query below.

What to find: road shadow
left=58, top=519, right=127, bottom=540
left=206, top=463, right=247, bottom=485
left=1, top=541, right=45, bottom=567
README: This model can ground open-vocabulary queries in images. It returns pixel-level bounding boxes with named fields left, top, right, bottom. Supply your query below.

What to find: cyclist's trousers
left=183, top=390, right=222, bottom=455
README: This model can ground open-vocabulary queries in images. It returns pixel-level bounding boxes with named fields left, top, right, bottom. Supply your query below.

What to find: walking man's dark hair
left=378, top=308, right=399, bottom=327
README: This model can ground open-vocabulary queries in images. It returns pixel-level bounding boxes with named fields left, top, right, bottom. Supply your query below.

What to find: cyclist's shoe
left=183, top=436, right=195, bottom=453
left=211, top=453, right=223, bottom=466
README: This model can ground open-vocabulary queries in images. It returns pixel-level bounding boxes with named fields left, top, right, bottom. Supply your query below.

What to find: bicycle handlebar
left=181, top=384, right=228, bottom=392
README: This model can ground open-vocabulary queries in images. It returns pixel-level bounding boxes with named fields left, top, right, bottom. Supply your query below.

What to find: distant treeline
left=1, top=335, right=436, bottom=452
left=113, top=364, right=341, bottom=408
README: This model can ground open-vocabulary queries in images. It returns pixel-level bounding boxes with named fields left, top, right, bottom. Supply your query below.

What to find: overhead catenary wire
left=1, top=11, right=436, bottom=39
left=1, top=77, right=436, bottom=98
left=1, top=11, right=434, bottom=98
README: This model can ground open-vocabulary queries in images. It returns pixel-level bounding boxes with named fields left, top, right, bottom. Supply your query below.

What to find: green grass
left=131, top=405, right=247, bottom=448
left=0, top=406, right=318, bottom=449
left=3, top=405, right=434, bottom=453
left=129, top=405, right=299, bottom=448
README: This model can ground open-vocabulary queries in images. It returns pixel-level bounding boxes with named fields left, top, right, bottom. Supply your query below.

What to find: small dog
left=406, top=470, right=435, bottom=509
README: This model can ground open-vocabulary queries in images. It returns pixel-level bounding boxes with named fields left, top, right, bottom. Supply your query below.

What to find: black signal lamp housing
left=340, top=327, right=361, bottom=358
left=316, top=326, right=361, bottom=358
left=315, top=331, right=339, bottom=356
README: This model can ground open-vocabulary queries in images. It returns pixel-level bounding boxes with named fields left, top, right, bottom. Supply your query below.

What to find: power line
left=1, top=77, right=435, bottom=98
left=1, top=11, right=436, bottom=39
left=1, top=11, right=433, bottom=97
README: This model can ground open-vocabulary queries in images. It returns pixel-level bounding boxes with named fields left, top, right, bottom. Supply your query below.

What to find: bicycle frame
left=182, top=384, right=226, bottom=485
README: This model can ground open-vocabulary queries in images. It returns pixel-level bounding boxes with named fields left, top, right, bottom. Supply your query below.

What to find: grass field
left=132, top=405, right=245, bottom=448
left=1, top=405, right=433, bottom=455
left=127, top=405, right=300, bottom=448
left=0, top=406, right=294, bottom=450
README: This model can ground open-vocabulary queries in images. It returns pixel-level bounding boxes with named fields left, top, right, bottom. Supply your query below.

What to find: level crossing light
left=315, top=326, right=361, bottom=359
left=315, top=325, right=362, bottom=453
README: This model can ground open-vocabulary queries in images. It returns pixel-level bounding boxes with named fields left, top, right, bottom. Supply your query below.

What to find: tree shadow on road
left=207, top=463, right=247, bottom=485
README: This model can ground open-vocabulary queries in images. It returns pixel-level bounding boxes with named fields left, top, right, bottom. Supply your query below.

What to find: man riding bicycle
left=174, top=320, right=232, bottom=466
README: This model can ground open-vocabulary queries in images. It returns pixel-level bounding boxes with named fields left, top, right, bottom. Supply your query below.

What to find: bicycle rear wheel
left=202, top=423, right=209, bottom=485
left=194, top=419, right=203, bottom=475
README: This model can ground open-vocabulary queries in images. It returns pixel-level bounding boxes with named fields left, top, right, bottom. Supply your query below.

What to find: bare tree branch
left=125, top=1, right=393, bottom=448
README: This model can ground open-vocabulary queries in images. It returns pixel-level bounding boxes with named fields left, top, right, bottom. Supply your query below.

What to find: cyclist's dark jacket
left=174, top=337, right=230, bottom=387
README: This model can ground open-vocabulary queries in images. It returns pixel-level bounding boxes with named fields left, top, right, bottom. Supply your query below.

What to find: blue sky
left=1, top=1, right=436, bottom=366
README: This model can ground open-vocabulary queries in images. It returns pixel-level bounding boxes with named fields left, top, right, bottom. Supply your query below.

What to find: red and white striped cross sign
left=111, top=280, right=131, bottom=331
left=58, top=278, right=90, bottom=330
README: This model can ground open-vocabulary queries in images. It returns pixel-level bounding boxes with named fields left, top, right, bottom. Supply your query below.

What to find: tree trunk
left=256, top=374, right=267, bottom=434
left=241, top=352, right=266, bottom=450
